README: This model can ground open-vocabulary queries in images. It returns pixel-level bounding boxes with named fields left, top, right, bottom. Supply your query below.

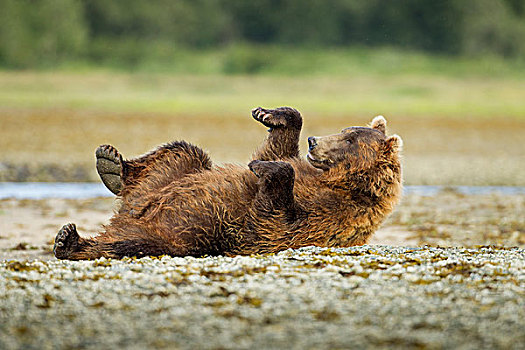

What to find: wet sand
left=1, top=192, right=523, bottom=261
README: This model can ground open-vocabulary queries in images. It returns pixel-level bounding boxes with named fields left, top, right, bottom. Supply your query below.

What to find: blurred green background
left=2, top=0, right=525, bottom=69
left=0, top=0, right=524, bottom=185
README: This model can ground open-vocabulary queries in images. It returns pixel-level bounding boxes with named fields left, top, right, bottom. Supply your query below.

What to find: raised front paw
left=251, top=107, right=302, bottom=130
left=54, top=223, right=80, bottom=259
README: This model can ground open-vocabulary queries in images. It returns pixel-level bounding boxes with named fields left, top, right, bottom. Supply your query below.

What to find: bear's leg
left=251, top=107, right=303, bottom=161
left=54, top=222, right=181, bottom=260
left=248, top=160, right=299, bottom=219
left=117, top=141, right=213, bottom=217
left=96, top=141, right=212, bottom=196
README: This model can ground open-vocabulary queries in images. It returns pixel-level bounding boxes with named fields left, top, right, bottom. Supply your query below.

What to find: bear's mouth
left=307, top=153, right=332, bottom=170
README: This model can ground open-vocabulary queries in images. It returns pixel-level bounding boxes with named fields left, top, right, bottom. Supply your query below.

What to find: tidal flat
left=0, top=192, right=523, bottom=349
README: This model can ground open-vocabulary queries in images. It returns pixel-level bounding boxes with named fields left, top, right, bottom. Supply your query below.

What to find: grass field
left=1, top=51, right=524, bottom=186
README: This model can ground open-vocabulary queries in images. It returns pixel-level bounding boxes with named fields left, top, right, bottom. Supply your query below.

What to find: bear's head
left=306, top=116, right=402, bottom=173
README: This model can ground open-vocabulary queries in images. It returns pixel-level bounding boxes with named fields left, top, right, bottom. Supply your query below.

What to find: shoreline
left=1, top=182, right=525, bottom=201
left=1, top=191, right=523, bottom=261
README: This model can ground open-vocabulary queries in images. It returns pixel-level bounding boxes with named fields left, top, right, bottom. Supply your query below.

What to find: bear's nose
left=308, top=136, right=317, bottom=151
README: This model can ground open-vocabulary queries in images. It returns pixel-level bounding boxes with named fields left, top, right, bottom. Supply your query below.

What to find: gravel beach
left=1, top=193, right=524, bottom=349
left=1, top=245, right=524, bottom=349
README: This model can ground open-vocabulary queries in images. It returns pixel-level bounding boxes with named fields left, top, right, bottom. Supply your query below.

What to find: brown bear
left=54, top=107, right=403, bottom=260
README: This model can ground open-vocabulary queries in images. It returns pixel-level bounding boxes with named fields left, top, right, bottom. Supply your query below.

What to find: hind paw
left=54, top=223, right=80, bottom=259
left=96, top=144, right=124, bottom=195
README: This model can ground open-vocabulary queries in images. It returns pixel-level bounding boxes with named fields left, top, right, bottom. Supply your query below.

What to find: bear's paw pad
left=96, top=144, right=123, bottom=195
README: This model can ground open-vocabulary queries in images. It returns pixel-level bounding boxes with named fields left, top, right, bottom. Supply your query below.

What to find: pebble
left=0, top=245, right=524, bottom=349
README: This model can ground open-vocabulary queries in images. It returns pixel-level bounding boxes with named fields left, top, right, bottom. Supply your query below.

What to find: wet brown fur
left=55, top=107, right=403, bottom=260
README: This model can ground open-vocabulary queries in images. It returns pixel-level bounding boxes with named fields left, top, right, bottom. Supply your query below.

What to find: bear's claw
left=252, top=107, right=284, bottom=128
left=96, top=144, right=124, bottom=195
left=54, top=223, right=80, bottom=259
left=248, top=160, right=263, bottom=177
left=252, top=106, right=302, bottom=130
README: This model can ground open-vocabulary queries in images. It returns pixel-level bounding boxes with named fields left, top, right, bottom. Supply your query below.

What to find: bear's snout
left=308, top=136, right=317, bottom=151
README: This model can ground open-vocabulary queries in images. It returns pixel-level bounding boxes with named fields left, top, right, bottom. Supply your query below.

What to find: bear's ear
left=370, top=115, right=387, bottom=134
left=384, top=134, right=403, bottom=154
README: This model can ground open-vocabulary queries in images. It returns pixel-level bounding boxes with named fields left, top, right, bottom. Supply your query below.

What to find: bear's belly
left=143, top=166, right=259, bottom=240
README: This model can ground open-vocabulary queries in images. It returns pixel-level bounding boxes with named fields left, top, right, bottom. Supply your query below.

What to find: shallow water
left=0, top=182, right=524, bottom=199
left=0, top=182, right=111, bottom=199
left=403, top=185, right=525, bottom=196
